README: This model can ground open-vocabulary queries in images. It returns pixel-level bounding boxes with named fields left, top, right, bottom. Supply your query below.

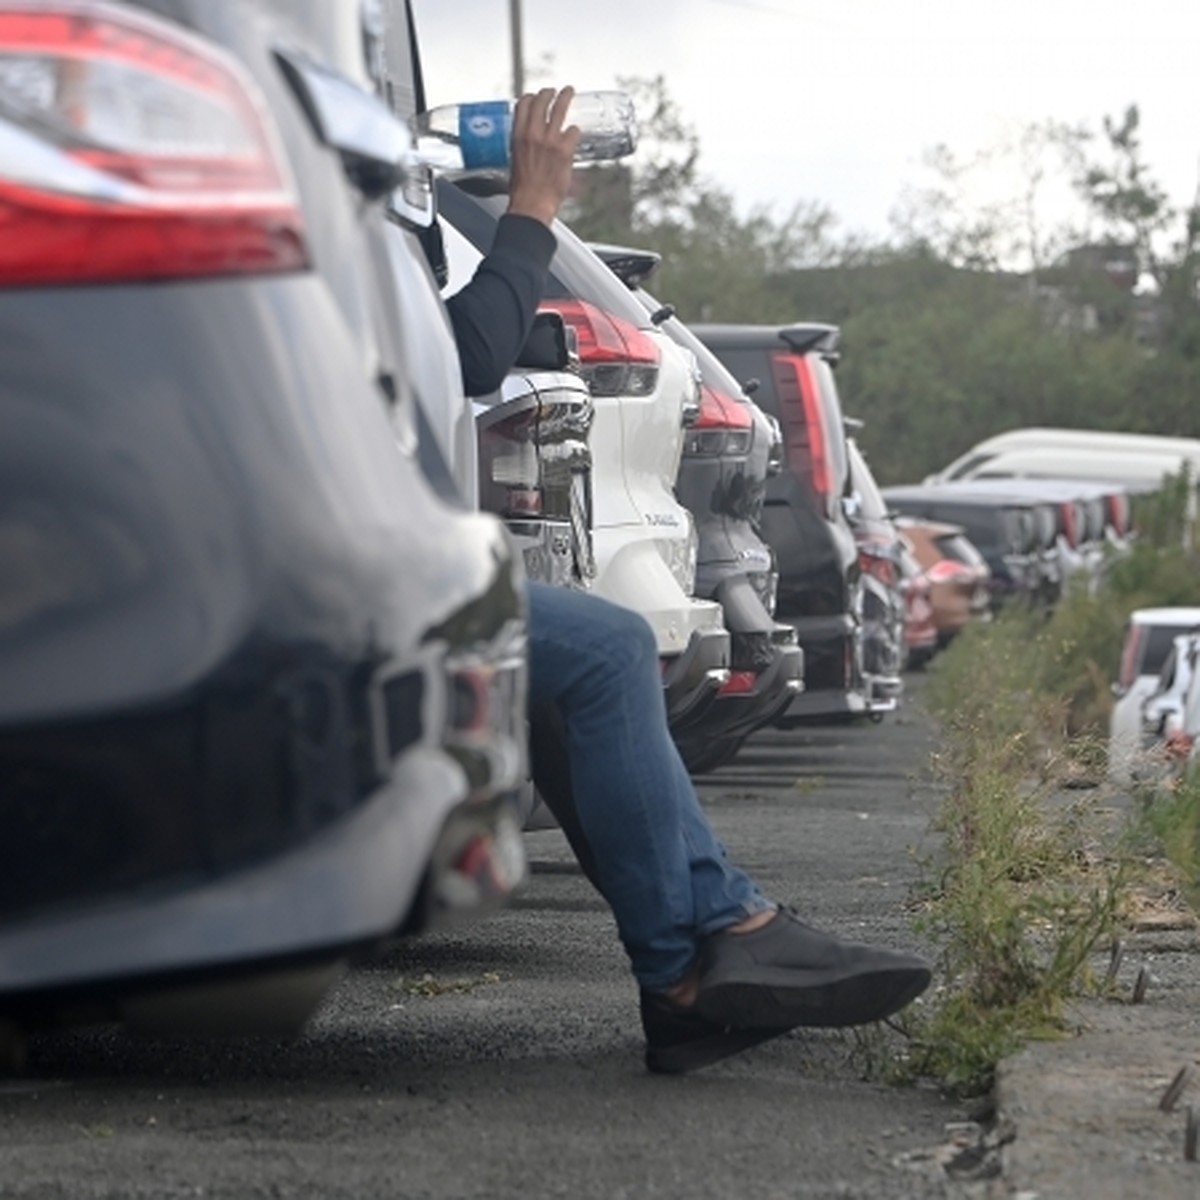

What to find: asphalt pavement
left=2, top=674, right=1200, bottom=1198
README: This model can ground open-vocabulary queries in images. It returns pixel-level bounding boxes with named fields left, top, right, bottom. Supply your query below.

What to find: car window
left=809, top=358, right=849, bottom=495
left=848, top=441, right=889, bottom=520
left=1141, top=624, right=1196, bottom=677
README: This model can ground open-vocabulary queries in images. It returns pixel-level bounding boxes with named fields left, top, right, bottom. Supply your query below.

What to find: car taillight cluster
left=0, top=1, right=307, bottom=286
left=538, top=297, right=660, bottom=397
left=682, top=382, right=753, bottom=457
left=1059, top=500, right=1080, bottom=549
left=857, top=545, right=897, bottom=588
left=769, top=351, right=832, bottom=503
left=1106, top=491, right=1130, bottom=538
left=478, top=406, right=543, bottom=517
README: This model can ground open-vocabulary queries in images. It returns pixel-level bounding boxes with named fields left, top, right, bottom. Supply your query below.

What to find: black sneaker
left=640, top=990, right=792, bottom=1075
left=693, top=908, right=931, bottom=1030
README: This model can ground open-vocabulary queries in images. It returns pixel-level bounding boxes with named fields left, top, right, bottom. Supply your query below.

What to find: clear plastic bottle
left=411, top=90, right=637, bottom=173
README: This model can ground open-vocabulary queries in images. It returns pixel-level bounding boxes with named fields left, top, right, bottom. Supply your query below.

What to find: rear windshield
left=643, top=293, right=743, bottom=396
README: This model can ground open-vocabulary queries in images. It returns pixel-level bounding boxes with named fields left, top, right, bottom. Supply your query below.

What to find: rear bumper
left=771, top=611, right=870, bottom=721
left=662, top=626, right=731, bottom=733
left=674, top=632, right=804, bottom=753
left=0, top=753, right=525, bottom=1030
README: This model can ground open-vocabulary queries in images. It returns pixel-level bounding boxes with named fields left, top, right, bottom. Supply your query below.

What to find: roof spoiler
left=779, top=323, right=840, bottom=363
left=588, top=242, right=663, bottom=289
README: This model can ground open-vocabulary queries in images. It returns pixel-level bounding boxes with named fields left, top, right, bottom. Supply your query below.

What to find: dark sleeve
left=444, top=213, right=557, bottom=397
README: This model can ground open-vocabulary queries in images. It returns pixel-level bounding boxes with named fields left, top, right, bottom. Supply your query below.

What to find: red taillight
left=770, top=351, right=831, bottom=501
left=683, top=382, right=753, bottom=457
left=718, top=670, right=757, bottom=696
left=1165, top=729, right=1194, bottom=760
left=926, top=559, right=973, bottom=584
left=858, top=547, right=897, bottom=587
left=1059, top=501, right=1079, bottom=549
left=538, top=297, right=660, bottom=396
left=1107, top=492, right=1130, bottom=537
left=0, top=2, right=307, bottom=286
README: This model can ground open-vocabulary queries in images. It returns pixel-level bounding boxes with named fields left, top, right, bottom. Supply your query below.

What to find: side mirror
left=275, top=48, right=434, bottom=225
left=515, top=312, right=573, bottom=372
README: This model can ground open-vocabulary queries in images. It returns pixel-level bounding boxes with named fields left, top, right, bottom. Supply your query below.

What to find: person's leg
left=526, top=582, right=933, bottom=1074
left=526, top=582, right=772, bottom=992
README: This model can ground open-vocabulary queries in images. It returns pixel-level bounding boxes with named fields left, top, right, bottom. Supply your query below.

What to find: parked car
left=924, top=477, right=1130, bottom=599
left=693, top=323, right=876, bottom=722
left=436, top=183, right=731, bottom=739
left=0, top=0, right=527, bottom=1043
left=1108, top=608, right=1200, bottom=787
left=588, top=243, right=804, bottom=771
left=1136, top=632, right=1200, bottom=787
left=879, top=484, right=1043, bottom=610
left=895, top=518, right=992, bottom=647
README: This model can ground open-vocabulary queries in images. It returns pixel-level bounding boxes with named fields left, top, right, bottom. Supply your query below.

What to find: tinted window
left=1141, top=624, right=1199, bottom=676
left=705, top=347, right=773, bottom=412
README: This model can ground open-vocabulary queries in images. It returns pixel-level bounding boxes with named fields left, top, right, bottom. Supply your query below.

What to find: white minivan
left=929, top=427, right=1200, bottom=495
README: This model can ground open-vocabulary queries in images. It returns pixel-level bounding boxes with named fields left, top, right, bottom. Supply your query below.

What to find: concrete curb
left=994, top=927, right=1200, bottom=1198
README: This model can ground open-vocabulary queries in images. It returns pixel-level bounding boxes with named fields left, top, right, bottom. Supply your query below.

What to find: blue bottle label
left=458, top=100, right=512, bottom=170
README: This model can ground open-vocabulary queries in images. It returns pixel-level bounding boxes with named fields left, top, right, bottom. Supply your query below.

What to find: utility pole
left=509, top=0, right=525, bottom=96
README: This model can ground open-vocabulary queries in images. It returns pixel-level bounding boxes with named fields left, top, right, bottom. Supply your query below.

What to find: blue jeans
left=526, top=582, right=772, bottom=991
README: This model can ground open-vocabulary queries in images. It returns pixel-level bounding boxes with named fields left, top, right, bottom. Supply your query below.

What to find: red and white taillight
left=682, top=382, right=753, bottom=458
left=1058, top=500, right=1080, bottom=549
left=769, top=350, right=834, bottom=512
left=0, top=1, right=307, bottom=286
left=1106, top=491, right=1130, bottom=538
left=926, top=558, right=975, bottom=586
left=858, top=541, right=898, bottom=588
left=538, top=297, right=660, bottom=397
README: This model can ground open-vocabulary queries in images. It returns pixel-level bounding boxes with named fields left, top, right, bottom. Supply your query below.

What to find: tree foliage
left=560, top=79, right=1200, bottom=484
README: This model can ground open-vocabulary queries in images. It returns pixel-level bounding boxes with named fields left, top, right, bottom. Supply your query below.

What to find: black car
left=693, top=323, right=875, bottom=722
left=0, top=0, right=527, bottom=1044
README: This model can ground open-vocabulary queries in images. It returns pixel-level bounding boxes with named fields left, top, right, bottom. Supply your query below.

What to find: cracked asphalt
left=11, top=674, right=1197, bottom=1198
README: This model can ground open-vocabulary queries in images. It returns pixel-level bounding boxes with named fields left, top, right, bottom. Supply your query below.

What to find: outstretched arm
left=445, top=87, right=581, bottom=396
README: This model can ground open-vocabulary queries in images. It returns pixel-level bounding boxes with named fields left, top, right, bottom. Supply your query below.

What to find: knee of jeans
left=605, top=605, right=660, bottom=675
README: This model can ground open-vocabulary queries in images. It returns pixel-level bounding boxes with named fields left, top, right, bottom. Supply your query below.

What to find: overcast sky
left=410, top=0, right=1200, bottom=245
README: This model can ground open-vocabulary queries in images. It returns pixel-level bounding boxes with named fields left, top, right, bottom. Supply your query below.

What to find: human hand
left=506, top=86, right=582, bottom=227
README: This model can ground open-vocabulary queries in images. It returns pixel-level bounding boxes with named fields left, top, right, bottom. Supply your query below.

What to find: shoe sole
left=694, top=964, right=931, bottom=1030
left=645, top=1024, right=792, bottom=1075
